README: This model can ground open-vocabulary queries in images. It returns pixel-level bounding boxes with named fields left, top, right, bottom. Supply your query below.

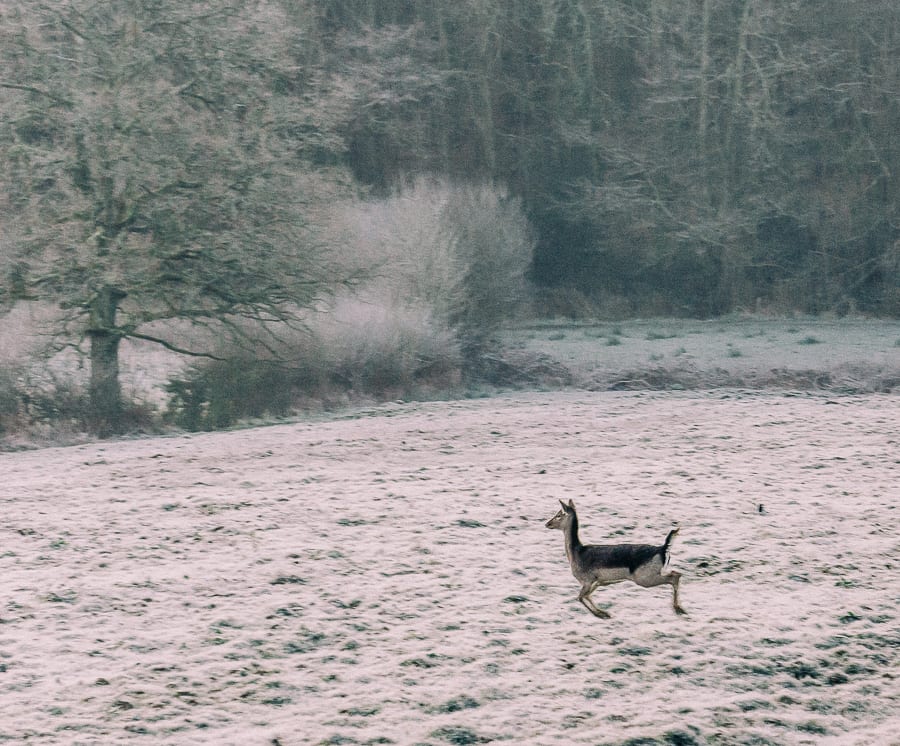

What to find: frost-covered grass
left=2, top=391, right=899, bottom=744
left=505, top=317, right=900, bottom=393
left=3, top=305, right=899, bottom=442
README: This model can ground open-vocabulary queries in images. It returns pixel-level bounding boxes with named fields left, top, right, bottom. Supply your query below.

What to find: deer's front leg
left=578, top=583, right=611, bottom=619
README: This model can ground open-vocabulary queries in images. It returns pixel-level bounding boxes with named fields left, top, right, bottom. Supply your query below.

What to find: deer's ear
left=567, top=499, right=575, bottom=509
left=558, top=499, right=567, bottom=510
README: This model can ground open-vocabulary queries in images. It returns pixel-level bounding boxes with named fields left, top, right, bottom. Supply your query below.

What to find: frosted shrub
left=316, top=294, right=461, bottom=392
left=440, top=183, right=533, bottom=362
left=165, top=179, right=532, bottom=429
left=334, top=177, right=534, bottom=369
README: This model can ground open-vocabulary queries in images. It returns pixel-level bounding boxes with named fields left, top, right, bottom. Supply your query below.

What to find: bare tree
left=0, top=1, right=349, bottom=434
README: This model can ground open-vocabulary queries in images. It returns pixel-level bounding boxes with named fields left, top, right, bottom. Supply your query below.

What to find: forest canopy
left=3, top=0, right=899, bottom=319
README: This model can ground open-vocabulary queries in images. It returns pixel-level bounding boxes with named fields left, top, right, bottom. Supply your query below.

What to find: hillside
left=2, top=390, right=899, bottom=744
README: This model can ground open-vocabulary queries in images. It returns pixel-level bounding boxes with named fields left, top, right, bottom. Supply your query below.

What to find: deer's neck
left=564, top=515, right=582, bottom=564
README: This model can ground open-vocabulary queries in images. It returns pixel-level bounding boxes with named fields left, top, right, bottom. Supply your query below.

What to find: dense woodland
left=4, top=0, right=900, bottom=314
left=1, top=1, right=899, bottom=433
left=324, top=0, right=900, bottom=318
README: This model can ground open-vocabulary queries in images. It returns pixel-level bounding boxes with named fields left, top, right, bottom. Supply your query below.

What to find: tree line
left=313, top=0, right=900, bottom=318
left=1, top=0, right=898, bottom=433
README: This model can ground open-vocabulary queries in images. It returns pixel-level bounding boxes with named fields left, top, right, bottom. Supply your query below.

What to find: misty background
left=1, top=1, right=898, bottom=438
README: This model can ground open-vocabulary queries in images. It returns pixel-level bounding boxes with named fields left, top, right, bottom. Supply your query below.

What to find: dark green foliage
left=663, top=733, right=702, bottom=746
left=165, top=359, right=301, bottom=431
left=0, top=369, right=22, bottom=434
left=597, top=734, right=700, bottom=746
left=0, top=368, right=154, bottom=438
left=270, top=576, right=307, bottom=586
left=787, top=661, right=820, bottom=680
left=430, top=727, right=490, bottom=745
left=427, top=696, right=480, bottom=714
left=163, top=335, right=461, bottom=431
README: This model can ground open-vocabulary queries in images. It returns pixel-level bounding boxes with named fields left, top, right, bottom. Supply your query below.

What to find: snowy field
left=504, top=317, right=900, bottom=393
left=2, top=390, right=899, bottom=745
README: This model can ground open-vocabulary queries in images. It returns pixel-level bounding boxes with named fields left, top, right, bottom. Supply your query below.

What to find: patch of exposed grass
left=663, top=732, right=702, bottom=746
left=456, top=519, right=485, bottom=528
left=340, top=705, right=381, bottom=717
left=45, top=590, right=77, bottom=604
left=283, top=628, right=327, bottom=654
left=646, top=330, right=678, bottom=340
left=262, top=696, right=292, bottom=706
left=337, top=518, right=369, bottom=527
left=430, top=727, right=490, bottom=745
left=270, top=575, right=307, bottom=585
left=797, top=721, right=828, bottom=735
left=427, top=695, right=480, bottom=714
left=401, top=655, right=443, bottom=669
left=330, top=600, right=361, bottom=612
left=787, top=661, right=820, bottom=680
left=737, top=699, right=773, bottom=712
left=317, top=736, right=361, bottom=745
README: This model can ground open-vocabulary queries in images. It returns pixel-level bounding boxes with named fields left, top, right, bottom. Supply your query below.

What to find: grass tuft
left=646, top=330, right=678, bottom=341
left=430, top=727, right=490, bottom=745
left=428, top=696, right=480, bottom=714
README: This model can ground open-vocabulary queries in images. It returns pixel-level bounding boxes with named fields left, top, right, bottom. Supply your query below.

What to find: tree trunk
left=724, top=0, right=753, bottom=209
left=88, top=285, right=126, bottom=436
left=698, top=0, right=712, bottom=203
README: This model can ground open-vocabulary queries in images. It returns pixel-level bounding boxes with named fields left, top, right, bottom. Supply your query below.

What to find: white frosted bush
left=328, top=177, right=533, bottom=369
left=314, top=293, right=460, bottom=390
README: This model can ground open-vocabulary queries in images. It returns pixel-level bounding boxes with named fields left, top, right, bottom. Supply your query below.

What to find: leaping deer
left=546, top=499, right=686, bottom=618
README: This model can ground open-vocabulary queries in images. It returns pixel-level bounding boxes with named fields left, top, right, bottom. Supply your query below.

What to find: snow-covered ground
left=2, top=391, right=898, bottom=745
left=505, top=317, right=900, bottom=392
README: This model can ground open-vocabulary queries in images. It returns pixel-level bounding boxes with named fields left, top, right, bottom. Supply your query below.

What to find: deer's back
left=574, top=542, right=663, bottom=580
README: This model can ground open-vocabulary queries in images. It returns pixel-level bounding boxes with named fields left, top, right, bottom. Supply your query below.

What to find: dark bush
left=166, top=358, right=310, bottom=431
left=0, top=368, right=22, bottom=434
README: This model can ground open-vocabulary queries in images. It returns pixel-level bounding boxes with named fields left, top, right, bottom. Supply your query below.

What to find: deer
left=546, top=499, right=686, bottom=618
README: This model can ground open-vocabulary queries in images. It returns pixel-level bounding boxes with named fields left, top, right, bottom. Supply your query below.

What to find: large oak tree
left=0, top=1, right=348, bottom=434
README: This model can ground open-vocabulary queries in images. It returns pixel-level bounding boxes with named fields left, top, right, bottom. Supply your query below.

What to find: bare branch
left=123, top=330, right=226, bottom=361
left=0, top=82, right=73, bottom=107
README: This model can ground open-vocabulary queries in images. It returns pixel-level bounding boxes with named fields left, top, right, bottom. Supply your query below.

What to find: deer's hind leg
left=632, top=560, right=687, bottom=616
left=668, top=570, right=687, bottom=615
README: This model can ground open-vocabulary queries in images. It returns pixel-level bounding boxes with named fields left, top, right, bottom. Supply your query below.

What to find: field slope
left=2, top=391, right=899, bottom=745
